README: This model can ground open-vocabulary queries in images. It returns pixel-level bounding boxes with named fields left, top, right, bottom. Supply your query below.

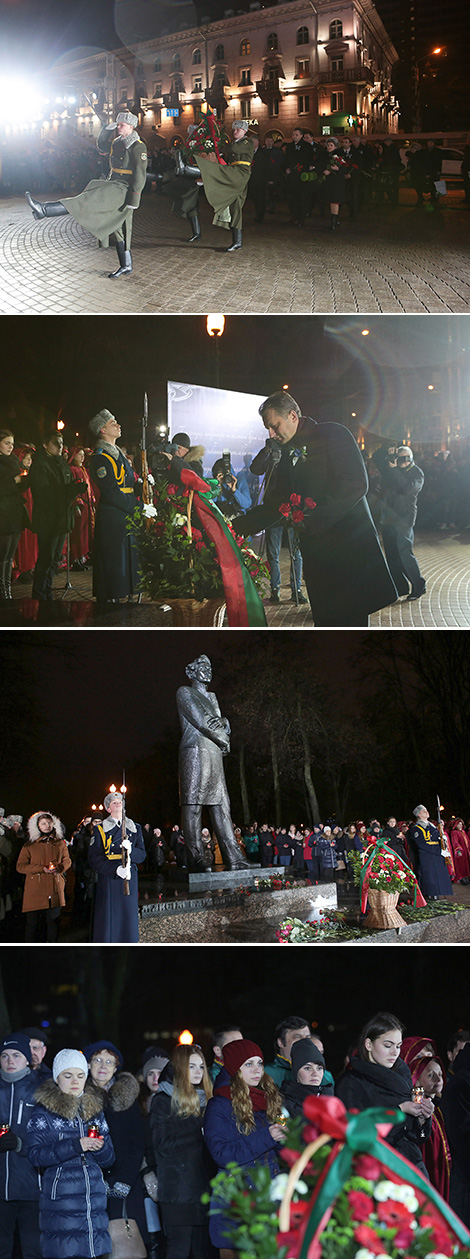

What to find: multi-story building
left=42, top=0, right=399, bottom=148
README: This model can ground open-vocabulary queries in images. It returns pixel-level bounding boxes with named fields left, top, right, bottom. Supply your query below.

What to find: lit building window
left=240, top=39, right=251, bottom=55
left=267, top=32, right=278, bottom=51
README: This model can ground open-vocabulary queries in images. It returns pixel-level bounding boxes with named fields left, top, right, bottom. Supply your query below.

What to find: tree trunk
left=269, top=729, right=282, bottom=827
left=297, top=699, right=321, bottom=823
left=238, top=739, right=251, bottom=826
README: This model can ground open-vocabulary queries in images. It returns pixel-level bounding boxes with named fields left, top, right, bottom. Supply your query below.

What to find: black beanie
left=290, top=1038, right=325, bottom=1077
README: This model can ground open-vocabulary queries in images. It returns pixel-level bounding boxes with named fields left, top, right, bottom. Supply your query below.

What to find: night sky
left=1, top=945, right=469, bottom=1077
left=1, top=314, right=467, bottom=451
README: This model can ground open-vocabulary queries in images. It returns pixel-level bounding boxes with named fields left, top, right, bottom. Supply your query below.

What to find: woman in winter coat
left=315, top=138, right=349, bottom=232
left=0, top=428, right=28, bottom=600
left=16, top=812, right=71, bottom=942
left=13, top=445, right=38, bottom=582
left=281, top=1038, right=334, bottom=1119
left=68, top=447, right=95, bottom=569
left=447, top=819, right=470, bottom=884
left=140, top=1048, right=171, bottom=1259
left=203, top=1039, right=286, bottom=1257
left=83, top=1041, right=147, bottom=1244
left=149, top=1043, right=214, bottom=1259
left=316, top=826, right=337, bottom=881
left=335, top=1011, right=433, bottom=1176
left=26, top=1049, right=114, bottom=1259
left=401, top=1035, right=451, bottom=1200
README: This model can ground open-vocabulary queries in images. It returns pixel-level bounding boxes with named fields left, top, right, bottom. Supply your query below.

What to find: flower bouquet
left=205, top=1097, right=470, bottom=1259
left=349, top=840, right=426, bottom=930
left=278, top=493, right=316, bottom=538
left=131, top=471, right=269, bottom=625
left=183, top=109, right=229, bottom=164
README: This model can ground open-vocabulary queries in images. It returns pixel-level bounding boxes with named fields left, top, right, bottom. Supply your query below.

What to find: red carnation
left=195, top=540, right=205, bottom=551
left=354, top=1225, right=385, bottom=1254
left=354, top=1155, right=384, bottom=1180
left=304, top=498, right=316, bottom=509
left=290, top=494, right=302, bottom=506
left=279, top=504, right=290, bottom=517
left=167, top=484, right=178, bottom=495
left=348, top=1191, right=374, bottom=1222
left=393, top=1227, right=415, bottom=1248
left=292, top=510, right=305, bottom=524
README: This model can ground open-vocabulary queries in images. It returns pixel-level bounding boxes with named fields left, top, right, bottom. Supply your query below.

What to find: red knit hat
left=222, top=1038, right=263, bottom=1077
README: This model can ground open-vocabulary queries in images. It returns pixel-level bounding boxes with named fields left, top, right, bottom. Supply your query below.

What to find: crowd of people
left=1, top=803, right=467, bottom=941
left=1, top=1012, right=470, bottom=1259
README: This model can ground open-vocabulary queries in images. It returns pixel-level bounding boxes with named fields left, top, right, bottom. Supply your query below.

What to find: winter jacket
left=0, top=1069, right=40, bottom=1200
left=0, top=453, right=27, bottom=536
left=29, top=445, right=81, bottom=536
left=88, top=1072, right=146, bottom=1235
left=149, top=1077, right=214, bottom=1220
left=281, top=1076, right=335, bottom=1118
left=203, top=1080, right=281, bottom=1248
left=17, top=840, right=71, bottom=912
left=26, top=1079, right=114, bottom=1259
left=441, top=1042, right=470, bottom=1180
left=335, top=1055, right=431, bottom=1173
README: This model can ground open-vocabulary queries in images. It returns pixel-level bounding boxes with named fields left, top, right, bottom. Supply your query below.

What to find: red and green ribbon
left=360, top=837, right=427, bottom=913
left=287, top=1097, right=470, bottom=1259
left=180, top=467, right=266, bottom=626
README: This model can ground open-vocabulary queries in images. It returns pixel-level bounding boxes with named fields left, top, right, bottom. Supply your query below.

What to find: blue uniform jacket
left=409, top=822, right=453, bottom=898
left=89, top=445, right=139, bottom=601
left=88, top=818, right=146, bottom=943
left=0, top=1070, right=40, bottom=1200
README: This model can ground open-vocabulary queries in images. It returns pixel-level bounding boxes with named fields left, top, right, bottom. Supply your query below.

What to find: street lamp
left=414, top=46, right=445, bottom=131
left=206, top=314, right=225, bottom=388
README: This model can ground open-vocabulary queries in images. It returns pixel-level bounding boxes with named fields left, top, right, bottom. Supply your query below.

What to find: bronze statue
left=176, top=655, right=250, bottom=872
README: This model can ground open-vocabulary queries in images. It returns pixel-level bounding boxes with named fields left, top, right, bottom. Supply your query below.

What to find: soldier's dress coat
left=198, top=136, right=254, bottom=230
left=89, top=443, right=139, bottom=600
left=61, top=127, right=148, bottom=249
left=176, top=685, right=231, bottom=806
left=88, top=817, right=146, bottom=943
left=408, top=821, right=453, bottom=898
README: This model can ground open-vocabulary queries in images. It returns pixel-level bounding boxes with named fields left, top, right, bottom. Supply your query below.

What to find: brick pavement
left=4, top=530, right=470, bottom=627
left=2, top=187, right=469, bottom=315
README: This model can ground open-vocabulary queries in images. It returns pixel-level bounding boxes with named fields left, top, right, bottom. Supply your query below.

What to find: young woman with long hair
left=16, top=812, right=71, bottom=942
left=335, top=1011, right=433, bottom=1174
left=149, top=1043, right=214, bottom=1259
left=203, top=1039, right=286, bottom=1259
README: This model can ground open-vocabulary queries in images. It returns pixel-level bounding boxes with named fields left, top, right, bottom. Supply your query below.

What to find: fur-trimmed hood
left=33, top=1078, right=104, bottom=1122
left=184, top=446, right=205, bottom=464
left=27, top=812, right=65, bottom=842
left=87, top=1071, right=139, bottom=1112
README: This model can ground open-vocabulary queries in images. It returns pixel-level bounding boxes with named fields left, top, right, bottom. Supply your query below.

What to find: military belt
left=230, top=160, right=251, bottom=166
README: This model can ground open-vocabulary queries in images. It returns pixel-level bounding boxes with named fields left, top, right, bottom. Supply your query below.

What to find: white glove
left=121, top=838, right=132, bottom=852
left=148, top=472, right=155, bottom=486
left=116, top=865, right=131, bottom=880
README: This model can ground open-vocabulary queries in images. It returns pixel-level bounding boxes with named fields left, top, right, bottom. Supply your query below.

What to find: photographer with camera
left=211, top=454, right=252, bottom=521
left=373, top=443, right=426, bottom=602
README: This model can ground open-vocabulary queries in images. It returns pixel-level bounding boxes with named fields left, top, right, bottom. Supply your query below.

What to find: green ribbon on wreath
left=295, top=1100, right=470, bottom=1259
left=359, top=836, right=426, bottom=913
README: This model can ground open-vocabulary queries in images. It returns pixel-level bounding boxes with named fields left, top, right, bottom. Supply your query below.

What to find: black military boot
left=187, top=214, right=201, bottom=243
left=175, top=150, right=201, bottom=178
left=329, top=214, right=339, bottom=233
left=109, top=241, right=133, bottom=278
left=0, top=563, right=11, bottom=600
left=25, top=192, right=68, bottom=220
left=226, top=228, right=242, bottom=252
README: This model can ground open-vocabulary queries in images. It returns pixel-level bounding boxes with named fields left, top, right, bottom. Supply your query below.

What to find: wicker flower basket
left=157, top=597, right=226, bottom=626
left=364, top=888, right=407, bottom=930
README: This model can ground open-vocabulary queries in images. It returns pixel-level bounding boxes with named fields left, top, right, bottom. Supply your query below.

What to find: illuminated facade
left=42, top=0, right=399, bottom=145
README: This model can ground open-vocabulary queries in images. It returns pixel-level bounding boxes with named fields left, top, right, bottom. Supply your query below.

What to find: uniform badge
left=141, top=152, right=147, bottom=159
left=97, top=466, right=107, bottom=478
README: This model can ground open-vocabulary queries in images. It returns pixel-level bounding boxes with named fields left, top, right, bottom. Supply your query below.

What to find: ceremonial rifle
left=436, top=794, right=451, bottom=863
left=141, top=391, right=151, bottom=509
left=121, top=770, right=130, bottom=895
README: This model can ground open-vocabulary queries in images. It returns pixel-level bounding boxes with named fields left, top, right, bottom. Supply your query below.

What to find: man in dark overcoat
left=88, top=792, right=146, bottom=942
left=29, top=433, right=85, bottom=601
left=408, top=805, right=453, bottom=900
left=233, top=391, right=397, bottom=626
left=26, top=111, right=147, bottom=277
left=89, top=409, right=140, bottom=604
left=282, top=128, right=313, bottom=226
left=440, top=1042, right=470, bottom=1227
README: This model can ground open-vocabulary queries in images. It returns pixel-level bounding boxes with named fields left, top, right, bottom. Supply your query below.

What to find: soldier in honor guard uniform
left=409, top=805, right=453, bottom=900
left=88, top=792, right=146, bottom=943
left=178, top=120, right=254, bottom=251
left=25, top=111, right=148, bottom=278
left=89, top=409, right=140, bottom=605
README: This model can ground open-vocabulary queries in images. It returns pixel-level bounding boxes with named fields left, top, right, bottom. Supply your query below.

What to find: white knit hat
left=53, top=1049, right=89, bottom=1082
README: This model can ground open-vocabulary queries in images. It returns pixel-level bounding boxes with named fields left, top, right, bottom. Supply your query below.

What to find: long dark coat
left=88, top=818, right=146, bottom=943
left=335, top=1055, right=430, bottom=1174
left=87, top=1073, right=147, bottom=1240
left=408, top=822, right=453, bottom=898
left=198, top=136, right=254, bottom=230
left=26, top=1080, right=114, bottom=1259
left=89, top=445, right=139, bottom=600
left=62, top=128, right=148, bottom=249
left=149, top=1079, right=214, bottom=1227
left=238, top=417, right=397, bottom=623
left=28, top=446, right=80, bottom=536
left=176, top=684, right=231, bottom=807
left=0, top=453, right=27, bottom=536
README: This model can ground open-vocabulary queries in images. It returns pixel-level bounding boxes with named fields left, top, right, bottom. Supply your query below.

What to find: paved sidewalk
left=2, top=188, right=469, bottom=315
left=4, top=531, right=470, bottom=628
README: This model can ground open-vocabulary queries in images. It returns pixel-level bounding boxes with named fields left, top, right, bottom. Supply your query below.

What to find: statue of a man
left=176, top=655, right=250, bottom=872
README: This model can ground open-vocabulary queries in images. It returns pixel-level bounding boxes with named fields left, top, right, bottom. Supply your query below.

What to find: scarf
left=214, top=1081, right=268, bottom=1112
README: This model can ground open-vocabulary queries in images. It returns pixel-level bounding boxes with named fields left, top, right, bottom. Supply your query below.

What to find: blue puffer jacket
left=0, top=1069, right=40, bottom=1200
left=26, top=1080, right=115, bottom=1258
left=203, top=1071, right=281, bottom=1248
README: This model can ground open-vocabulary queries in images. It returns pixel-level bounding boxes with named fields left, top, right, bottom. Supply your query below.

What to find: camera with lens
left=148, top=422, right=178, bottom=473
